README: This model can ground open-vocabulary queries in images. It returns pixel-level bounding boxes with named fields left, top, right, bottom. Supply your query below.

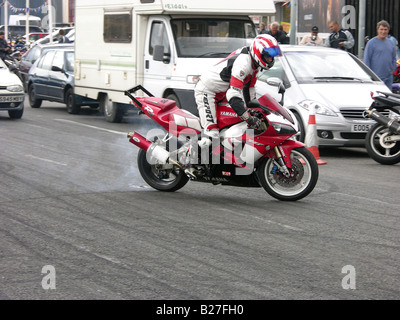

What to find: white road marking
left=26, top=154, right=68, bottom=166
left=54, top=119, right=127, bottom=136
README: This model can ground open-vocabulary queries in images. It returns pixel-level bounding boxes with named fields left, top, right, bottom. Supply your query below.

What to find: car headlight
left=299, top=100, right=338, bottom=117
left=7, top=85, right=24, bottom=92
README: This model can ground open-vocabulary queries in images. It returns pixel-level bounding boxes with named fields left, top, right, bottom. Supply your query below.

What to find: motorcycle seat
left=143, top=97, right=177, bottom=111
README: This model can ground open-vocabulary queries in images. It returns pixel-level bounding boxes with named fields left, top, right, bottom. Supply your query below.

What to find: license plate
left=0, top=96, right=24, bottom=103
left=352, top=124, right=371, bottom=132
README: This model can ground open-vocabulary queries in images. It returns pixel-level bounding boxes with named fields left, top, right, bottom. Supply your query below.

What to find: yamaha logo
left=221, top=111, right=238, bottom=117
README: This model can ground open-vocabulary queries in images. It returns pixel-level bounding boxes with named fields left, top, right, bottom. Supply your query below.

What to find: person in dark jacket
left=267, top=22, right=289, bottom=44
left=58, top=29, right=71, bottom=43
left=327, top=21, right=354, bottom=51
left=0, top=31, right=11, bottom=60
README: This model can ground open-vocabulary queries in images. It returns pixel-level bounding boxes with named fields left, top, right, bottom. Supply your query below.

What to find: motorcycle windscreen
left=258, top=94, right=295, bottom=124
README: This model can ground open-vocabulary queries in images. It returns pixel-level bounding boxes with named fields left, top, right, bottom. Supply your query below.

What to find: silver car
left=255, top=45, right=391, bottom=147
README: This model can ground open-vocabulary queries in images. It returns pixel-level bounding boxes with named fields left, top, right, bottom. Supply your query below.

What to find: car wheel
left=293, top=111, right=305, bottom=143
left=65, top=88, right=81, bottom=114
left=8, top=105, right=24, bottom=119
left=28, top=84, right=42, bottom=108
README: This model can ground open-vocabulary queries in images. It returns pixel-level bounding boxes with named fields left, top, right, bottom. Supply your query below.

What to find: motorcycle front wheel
left=137, top=138, right=189, bottom=192
left=257, top=147, right=319, bottom=201
left=365, top=123, right=400, bottom=165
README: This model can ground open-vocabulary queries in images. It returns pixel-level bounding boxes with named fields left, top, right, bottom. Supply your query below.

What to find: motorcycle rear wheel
left=137, top=138, right=189, bottom=192
left=257, top=147, right=319, bottom=201
left=365, top=123, right=400, bottom=165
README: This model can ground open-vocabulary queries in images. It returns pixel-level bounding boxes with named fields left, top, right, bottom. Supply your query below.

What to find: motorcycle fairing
left=263, top=139, right=306, bottom=169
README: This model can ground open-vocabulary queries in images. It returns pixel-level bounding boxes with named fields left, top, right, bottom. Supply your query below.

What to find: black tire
left=365, top=123, right=400, bottom=165
left=28, top=84, right=42, bottom=108
left=257, top=147, right=319, bottom=201
left=101, top=95, right=124, bottom=123
left=65, top=88, right=81, bottom=114
left=8, top=105, right=24, bottom=119
left=166, top=93, right=181, bottom=108
left=137, top=138, right=189, bottom=192
left=293, top=111, right=305, bottom=143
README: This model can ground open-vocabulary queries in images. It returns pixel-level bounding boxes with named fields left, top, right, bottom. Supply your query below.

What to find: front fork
left=272, top=146, right=292, bottom=178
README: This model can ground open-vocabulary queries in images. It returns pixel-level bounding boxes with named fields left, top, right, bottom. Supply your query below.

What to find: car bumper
left=0, top=94, right=25, bottom=111
left=315, top=118, right=376, bottom=147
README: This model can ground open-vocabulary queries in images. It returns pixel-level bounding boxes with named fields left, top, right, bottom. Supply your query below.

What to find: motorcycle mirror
left=266, top=77, right=286, bottom=105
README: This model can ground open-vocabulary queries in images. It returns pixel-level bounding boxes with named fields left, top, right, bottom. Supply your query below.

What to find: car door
left=48, top=50, right=68, bottom=101
left=32, top=50, right=55, bottom=98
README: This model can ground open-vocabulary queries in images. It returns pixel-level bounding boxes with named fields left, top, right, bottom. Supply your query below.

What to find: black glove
left=246, top=116, right=261, bottom=129
left=240, top=111, right=261, bottom=129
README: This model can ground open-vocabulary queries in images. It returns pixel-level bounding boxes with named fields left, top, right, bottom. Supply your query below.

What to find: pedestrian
left=0, top=31, right=11, bottom=61
left=364, top=20, right=397, bottom=90
left=259, top=22, right=268, bottom=34
left=58, top=29, right=71, bottom=43
left=267, top=22, right=289, bottom=44
left=299, top=26, right=324, bottom=46
left=194, top=34, right=282, bottom=147
left=326, top=21, right=354, bottom=51
left=387, top=30, right=400, bottom=59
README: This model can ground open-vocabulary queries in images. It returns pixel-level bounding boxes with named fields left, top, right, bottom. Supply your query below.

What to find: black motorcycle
left=364, top=91, right=400, bottom=165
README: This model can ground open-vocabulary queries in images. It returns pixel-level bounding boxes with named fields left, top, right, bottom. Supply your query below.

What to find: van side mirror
left=153, top=45, right=170, bottom=64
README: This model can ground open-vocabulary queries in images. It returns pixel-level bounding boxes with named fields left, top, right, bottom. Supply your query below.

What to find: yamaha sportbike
left=364, top=91, right=400, bottom=165
left=125, top=85, right=319, bottom=201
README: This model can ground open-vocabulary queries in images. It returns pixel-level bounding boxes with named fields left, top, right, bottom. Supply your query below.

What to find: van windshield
left=171, top=18, right=256, bottom=58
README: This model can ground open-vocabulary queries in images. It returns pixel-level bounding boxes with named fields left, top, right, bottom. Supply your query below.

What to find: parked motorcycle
left=124, top=83, right=319, bottom=201
left=364, top=91, right=400, bottom=165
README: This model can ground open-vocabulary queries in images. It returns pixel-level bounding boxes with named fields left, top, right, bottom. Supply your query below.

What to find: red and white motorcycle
left=125, top=84, right=319, bottom=201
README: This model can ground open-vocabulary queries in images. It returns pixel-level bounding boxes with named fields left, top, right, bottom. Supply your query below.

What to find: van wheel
left=166, top=94, right=181, bottom=108
left=101, top=95, right=124, bottom=123
left=28, top=84, right=42, bottom=108
left=66, top=88, right=81, bottom=114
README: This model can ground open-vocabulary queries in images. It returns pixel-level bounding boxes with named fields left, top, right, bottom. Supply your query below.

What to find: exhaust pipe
left=366, top=110, right=400, bottom=133
left=127, top=132, right=170, bottom=164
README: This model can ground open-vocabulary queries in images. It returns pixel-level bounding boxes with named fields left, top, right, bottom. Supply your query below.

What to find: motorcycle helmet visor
left=262, top=47, right=282, bottom=58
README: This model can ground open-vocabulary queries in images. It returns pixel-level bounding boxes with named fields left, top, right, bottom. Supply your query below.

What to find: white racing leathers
left=194, top=47, right=258, bottom=139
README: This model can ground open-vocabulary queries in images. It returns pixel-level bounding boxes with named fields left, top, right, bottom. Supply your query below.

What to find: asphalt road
left=0, top=100, right=399, bottom=301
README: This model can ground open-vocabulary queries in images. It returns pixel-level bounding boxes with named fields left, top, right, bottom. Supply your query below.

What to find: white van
left=74, top=0, right=276, bottom=122
left=9, top=15, right=42, bottom=27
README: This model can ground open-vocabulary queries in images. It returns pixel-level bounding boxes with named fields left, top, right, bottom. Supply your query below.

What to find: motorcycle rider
left=194, top=34, right=282, bottom=148
left=0, top=32, right=11, bottom=61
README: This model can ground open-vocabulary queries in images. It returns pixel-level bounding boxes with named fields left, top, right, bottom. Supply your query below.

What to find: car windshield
left=285, top=50, right=380, bottom=83
left=0, top=59, right=6, bottom=69
left=171, top=18, right=256, bottom=58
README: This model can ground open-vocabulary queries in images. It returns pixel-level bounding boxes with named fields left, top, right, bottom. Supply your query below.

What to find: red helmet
left=249, top=34, right=282, bottom=70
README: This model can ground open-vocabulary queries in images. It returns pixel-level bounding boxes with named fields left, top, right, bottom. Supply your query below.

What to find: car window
left=285, top=51, right=379, bottom=83
left=65, top=51, right=74, bottom=72
left=257, top=58, right=290, bottom=87
left=52, top=51, right=64, bottom=70
left=28, top=46, right=42, bottom=64
left=40, top=51, right=56, bottom=70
